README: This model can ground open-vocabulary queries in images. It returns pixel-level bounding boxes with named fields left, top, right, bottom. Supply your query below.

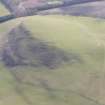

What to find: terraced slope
left=0, top=15, right=105, bottom=105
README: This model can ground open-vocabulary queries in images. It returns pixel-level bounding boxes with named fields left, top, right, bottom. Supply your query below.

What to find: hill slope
left=0, top=15, right=105, bottom=105
left=0, top=2, right=10, bottom=16
left=1, top=0, right=105, bottom=18
left=61, top=0, right=105, bottom=18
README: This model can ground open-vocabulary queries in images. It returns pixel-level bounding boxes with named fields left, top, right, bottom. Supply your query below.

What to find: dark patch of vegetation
left=1, top=24, right=81, bottom=69
left=0, top=15, right=15, bottom=23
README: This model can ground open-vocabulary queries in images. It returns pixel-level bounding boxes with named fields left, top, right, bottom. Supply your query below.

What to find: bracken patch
left=1, top=24, right=81, bottom=69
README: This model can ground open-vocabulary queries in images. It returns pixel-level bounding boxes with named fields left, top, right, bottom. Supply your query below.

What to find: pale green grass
left=0, top=3, right=10, bottom=16
left=0, top=15, right=105, bottom=105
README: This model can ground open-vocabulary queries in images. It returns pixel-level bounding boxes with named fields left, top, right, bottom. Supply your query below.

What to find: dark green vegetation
left=2, top=24, right=77, bottom=69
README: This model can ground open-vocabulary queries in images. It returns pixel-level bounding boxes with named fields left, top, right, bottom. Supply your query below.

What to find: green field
left=0, top=2, right=10, bottom=16
left=0, top=15, right=105, bottom=105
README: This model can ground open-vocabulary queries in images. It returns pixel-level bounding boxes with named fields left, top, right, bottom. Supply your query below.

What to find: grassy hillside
left=0, top=2, right=10, bottom=16
left=62, top=1, right=105, bottom=18
left=0, top=15, right=105, bottom=105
